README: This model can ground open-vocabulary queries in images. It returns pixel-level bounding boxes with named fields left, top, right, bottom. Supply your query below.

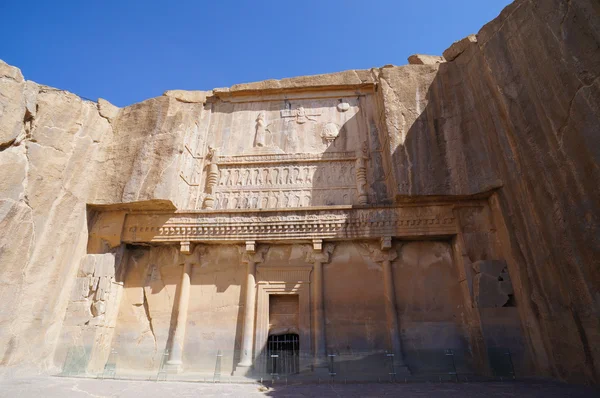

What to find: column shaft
left=382, top=259, right=405, bottom=365
left=168, top=262, right=192, bottom=365
left=312, top=261, right=326, bottom=360
left=238, top=261, right=257, bottom=367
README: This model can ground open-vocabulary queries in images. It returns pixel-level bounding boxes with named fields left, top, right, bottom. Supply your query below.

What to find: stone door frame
left=255, top=265, right=312, bottom=372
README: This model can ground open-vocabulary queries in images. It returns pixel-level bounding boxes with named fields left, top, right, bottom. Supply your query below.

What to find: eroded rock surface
left=0, top=0, right=598, bottom=385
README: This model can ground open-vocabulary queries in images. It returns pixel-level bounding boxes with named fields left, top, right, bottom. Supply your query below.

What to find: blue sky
left=1, top=0, right=512, bottom=107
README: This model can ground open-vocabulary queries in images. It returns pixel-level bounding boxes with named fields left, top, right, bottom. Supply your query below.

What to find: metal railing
left=58, top=346, right=518, bottom=383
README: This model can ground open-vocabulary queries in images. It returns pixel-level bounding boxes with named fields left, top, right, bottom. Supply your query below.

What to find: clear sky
left=1, top=0, right=512, bottom=107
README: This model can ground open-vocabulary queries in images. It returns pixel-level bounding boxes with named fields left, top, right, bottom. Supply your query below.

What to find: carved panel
left=211, top=159, right=357, bottom=209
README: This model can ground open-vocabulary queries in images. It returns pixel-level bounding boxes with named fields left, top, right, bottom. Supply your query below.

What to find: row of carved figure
left=211, top=188, right=356, bottom=210
left=216, top=163, right=356, bottom=187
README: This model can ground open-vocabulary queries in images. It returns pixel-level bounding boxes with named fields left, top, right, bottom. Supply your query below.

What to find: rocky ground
left=0, top=376, right=598, bottom=397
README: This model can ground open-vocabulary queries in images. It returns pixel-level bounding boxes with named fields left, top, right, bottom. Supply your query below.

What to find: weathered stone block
left=70, top=277, right=91, bottom=302
left=443, top=34, right=477, bottom=61
left=407, top=54, right=446, bottom=65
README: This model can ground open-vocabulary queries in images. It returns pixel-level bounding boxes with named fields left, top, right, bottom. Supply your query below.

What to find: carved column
left=375, top=237, right=407, bottom=370
left=355, top=142, right=368, bottom=205
left=308, top=240, right=333, bottom=366
left=203, top=146, right=219, bottom=209
left=167, top=242, right=195, bottom=369
left=238, top=241, right=265, bottom=368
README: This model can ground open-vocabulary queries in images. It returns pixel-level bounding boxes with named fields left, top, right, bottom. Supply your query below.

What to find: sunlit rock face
left=0, top=0, right=598, bottom=384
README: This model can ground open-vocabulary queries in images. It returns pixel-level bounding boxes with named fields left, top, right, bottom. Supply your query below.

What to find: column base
left=232, top=364, right=253, bottom=377
left=392, top=365, right=411, bottom=376
left=164, top=361, right=183, bottom=374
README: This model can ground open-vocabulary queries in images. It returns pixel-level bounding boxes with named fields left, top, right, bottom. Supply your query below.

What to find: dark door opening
left=266, top=333, right=299, bottom=375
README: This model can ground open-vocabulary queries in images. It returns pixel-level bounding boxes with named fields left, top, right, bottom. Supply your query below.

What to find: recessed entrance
left=267, top=294, right=300, bottom=375
left=267, top=333, right=299, bottom=375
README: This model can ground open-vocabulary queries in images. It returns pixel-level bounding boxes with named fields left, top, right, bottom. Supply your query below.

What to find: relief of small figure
left=302, top=192, right=311, bottom=207
left=269, top=192, right=279, bottom=208
left=282, top=168, right=289, bottom=185
left=293, top=167, right=301, bottom=183
left=254, top=112, right=267, bottom=147
left=240, top=169, right=249, bottom=185
left=339, top=164, right=347, bottom=184
left=241, top=193, right=249, bottom=208
left=292, top=191, right=301, bottom=207
left=252, top=168, right=260, bottom=185
left=304, top=166, right=315, bottom=184
left=260, top=193, right=268, bottom=209
left=219, top=169, right=230, bottom=186
left=314, top=171, right=323, bottom=184
left=283, top=191, right=292, bottom=207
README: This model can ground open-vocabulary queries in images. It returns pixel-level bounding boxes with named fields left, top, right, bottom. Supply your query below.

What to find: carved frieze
left=216, top=151, right=357, bottom=165
left=201, top=151, right=360, bottom=209
left=122, top=205, right=458, bottom=243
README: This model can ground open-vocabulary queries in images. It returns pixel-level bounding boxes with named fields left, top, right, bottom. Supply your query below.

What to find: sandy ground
left=0, top=376, right=598, bottom=397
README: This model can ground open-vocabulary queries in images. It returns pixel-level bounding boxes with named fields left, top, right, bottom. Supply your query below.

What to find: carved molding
left=256, top=265, right=313, bottom=284
left=216, top=151, right=357, bottom=165
left=123, top=206, right=458, bottom=244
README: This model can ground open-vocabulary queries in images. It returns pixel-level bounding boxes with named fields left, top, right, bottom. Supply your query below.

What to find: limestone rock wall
left=0, top=63, right=204, bottom=374
left=379, top=0, right=600, bottom=384
left=0, top=0, right=598, bottom=384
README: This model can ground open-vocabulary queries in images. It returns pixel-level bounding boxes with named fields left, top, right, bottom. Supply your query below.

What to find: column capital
left=306, top=242, right=335, bottom=264
left=179, top=244, right=206, bottom=266
left=312, top=239, right=323, bottom=252
left=245, top=240, right=256, bottom=254
left=242, top=243, right=267, bottom=264
left=360, top=242, right=397, bottom=263
left=180, top=241, right=191, bottom=255
left=380, top=236, right=393, bottom=251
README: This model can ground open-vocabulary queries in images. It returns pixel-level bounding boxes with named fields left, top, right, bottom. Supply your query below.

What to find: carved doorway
left=267, top=294, right=300, bottom=375
left=255, top=265, right=312, bottom=372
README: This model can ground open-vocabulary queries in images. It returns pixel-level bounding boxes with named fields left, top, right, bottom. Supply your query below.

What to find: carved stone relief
left=210, top=160, right=357, bottom=209
left=123, top=205, right=458, bottom=243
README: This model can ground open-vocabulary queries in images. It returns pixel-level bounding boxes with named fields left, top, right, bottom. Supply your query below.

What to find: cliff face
left=379, top=0, right=600, bottom=383
left=0, top=0, right=598, bottom=384
left=0, top=67, right=204, bottom=373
